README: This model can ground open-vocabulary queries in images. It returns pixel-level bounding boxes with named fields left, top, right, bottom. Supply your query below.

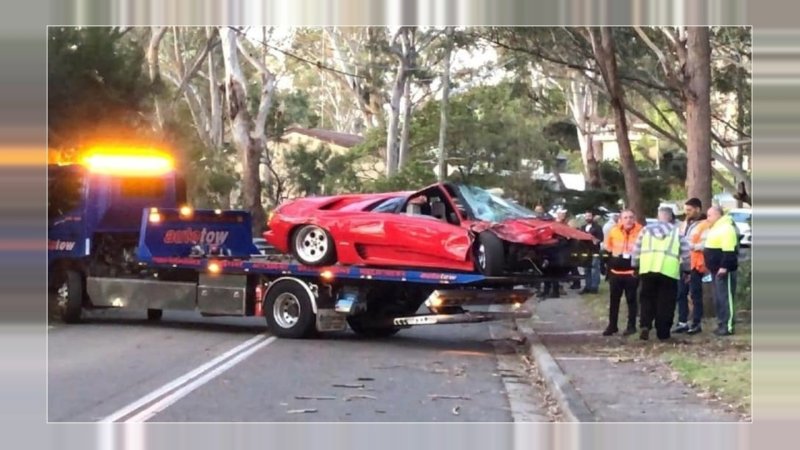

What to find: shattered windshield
left=456, top=185, right=537, bottom=222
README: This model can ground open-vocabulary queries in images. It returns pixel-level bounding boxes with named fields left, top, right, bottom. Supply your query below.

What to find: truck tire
left=475, top=231, right=505, bottom=276
left=51, top=269, right=84, bottom=323
left=263, top=280, right=316, bottom=339
left=147, top=309, right=163, bottom=321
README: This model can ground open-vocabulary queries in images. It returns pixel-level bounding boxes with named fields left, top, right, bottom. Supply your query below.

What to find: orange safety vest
left=688, top=219, right=710, bottom=273
left=604, top=222, right=644, bottom=275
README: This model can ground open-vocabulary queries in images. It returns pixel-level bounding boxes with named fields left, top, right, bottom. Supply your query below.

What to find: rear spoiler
left=137, top=208, right=258, bottom=261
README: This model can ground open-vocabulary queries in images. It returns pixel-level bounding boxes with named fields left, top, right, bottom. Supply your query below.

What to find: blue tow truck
left=48, top=150, right=538, bottom=338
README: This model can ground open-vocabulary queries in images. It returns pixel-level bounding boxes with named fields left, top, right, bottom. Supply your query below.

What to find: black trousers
left=608, top=273, right=639, bottom=330
left=639, top=273, right=679, bottom=339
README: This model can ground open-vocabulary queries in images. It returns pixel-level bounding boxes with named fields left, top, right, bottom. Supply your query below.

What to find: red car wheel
left=475, top=231, right=504, bottom=276
left=292, top=225, right=337, bottom=266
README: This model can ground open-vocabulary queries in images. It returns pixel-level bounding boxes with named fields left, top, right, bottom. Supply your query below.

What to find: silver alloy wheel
left=56, top=282, right=69, bottom=311
left=294, top=225, right=329, bottom=264
left=478, top=244, right=487, bottom=269
left=273, top=292, right=301, bottom=329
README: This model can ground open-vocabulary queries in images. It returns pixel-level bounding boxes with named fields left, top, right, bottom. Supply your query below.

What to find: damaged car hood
left=471, top=219, right=596, bottom=246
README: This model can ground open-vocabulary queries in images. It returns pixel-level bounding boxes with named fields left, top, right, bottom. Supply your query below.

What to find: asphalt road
left=48, top=309, right=549, bottom=422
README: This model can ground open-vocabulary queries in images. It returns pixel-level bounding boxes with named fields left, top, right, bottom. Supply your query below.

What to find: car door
left=335, top=191, right=473, bottom=268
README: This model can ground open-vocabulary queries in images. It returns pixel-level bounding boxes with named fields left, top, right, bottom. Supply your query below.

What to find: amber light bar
left=81, top=148, right=174, bottom=176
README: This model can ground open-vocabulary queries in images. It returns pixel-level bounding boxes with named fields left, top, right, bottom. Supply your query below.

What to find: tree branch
left=172, top=31, right=220, bottom=101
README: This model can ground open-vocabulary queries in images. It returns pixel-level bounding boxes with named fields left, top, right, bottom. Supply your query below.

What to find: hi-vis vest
left=639, top=228, right=681, bottom=279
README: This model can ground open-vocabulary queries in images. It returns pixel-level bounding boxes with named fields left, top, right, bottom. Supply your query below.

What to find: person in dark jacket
left=580, top=209, right=604, bottom=294
left=673, top=198, right=709, bottom=334
left=702, top=206, right=740, bottom=336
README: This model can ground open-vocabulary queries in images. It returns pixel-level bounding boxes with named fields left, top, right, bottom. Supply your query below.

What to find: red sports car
left=264, top=183, right=596, bottom=276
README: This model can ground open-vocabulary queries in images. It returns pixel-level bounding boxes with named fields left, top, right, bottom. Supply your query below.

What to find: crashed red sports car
left=264, top=183, right=596, bottom=277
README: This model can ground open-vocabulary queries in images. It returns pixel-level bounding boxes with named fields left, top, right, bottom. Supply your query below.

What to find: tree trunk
left=386, top=64, right=405, bottom=177
left=398, top=75, right=412, bottom=171
left=592, top=28, right=645, bottom=222
left=437, top=27, right=453, bottom=182
left=685, top=27, right=713, bottom=211
left=219, top=28, right=266, bottom=234
left=207, top=27, right=222, bottom=149
left=147, top=27, right=168, bottom=130
left=569, top=76, right=602, bottom=188
left=735, top=68, right=747, bottom=208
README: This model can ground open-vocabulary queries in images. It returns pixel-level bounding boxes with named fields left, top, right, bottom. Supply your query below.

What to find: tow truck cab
left=47, top=151, right=186, bottom=288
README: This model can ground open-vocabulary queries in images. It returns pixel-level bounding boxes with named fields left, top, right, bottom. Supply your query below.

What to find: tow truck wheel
left=52, top=269, right=84, bottom=324
left=291, top=225, right=337, bottom=266
left=147, top=309, right=163, bottom=321
left=475, top=232, right=504, bottom=276
left=263, top=280, right=316, bottom=338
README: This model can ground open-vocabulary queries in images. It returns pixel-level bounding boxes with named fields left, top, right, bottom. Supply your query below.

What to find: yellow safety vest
left=639, top=228, right=681, bottom=279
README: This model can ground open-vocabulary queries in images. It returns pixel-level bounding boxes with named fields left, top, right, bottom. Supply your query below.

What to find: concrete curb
left=515, top=319, right=595, bottom=422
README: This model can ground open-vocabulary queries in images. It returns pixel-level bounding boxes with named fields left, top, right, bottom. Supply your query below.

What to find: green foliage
left=413, top=81, right=559, bottom=179
left=284, top=143, right=365, bottom=196
left=736, top=258, right=751, bottom=312
left=598, top=160, right=670, bottom=216
left=264, top=89, right=321, bottom=139
left=366, top=160, right=438, bottom=193
left=48, top=27, right=157, bottom=152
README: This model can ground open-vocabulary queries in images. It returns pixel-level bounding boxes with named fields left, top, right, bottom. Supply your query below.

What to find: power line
left=227, top=27, right=368, bottom=80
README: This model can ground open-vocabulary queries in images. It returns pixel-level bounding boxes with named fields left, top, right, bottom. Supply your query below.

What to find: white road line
left=100, top=334, right=269, bottom=423
left=126, top=336, right=277, bottom=422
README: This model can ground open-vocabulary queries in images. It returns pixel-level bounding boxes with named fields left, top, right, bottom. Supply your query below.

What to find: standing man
left=703, top=206, right=740, bottom=336
left=602, top=210, right=643, bottom=336
left=542, top=209, right=569, bottom=297
left=673, top=198, right=710, bottom=334
left=580, top=210, right=604, bottom=294
left=632, top=207, right=690, bottom=341
left=602, top=213, right=620, bottom=249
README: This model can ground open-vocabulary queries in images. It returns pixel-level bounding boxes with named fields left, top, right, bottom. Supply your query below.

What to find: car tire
left=475, top=231, right=505, bottom=276
left=346, top=316, right=401, bottom=338
left=291, top=225, right=337, bottom=266
left=263, top=280, right=317, bottom=339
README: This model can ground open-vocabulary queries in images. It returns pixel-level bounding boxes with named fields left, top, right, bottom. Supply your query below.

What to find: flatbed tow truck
left=48, top=148, right=568, bottom=339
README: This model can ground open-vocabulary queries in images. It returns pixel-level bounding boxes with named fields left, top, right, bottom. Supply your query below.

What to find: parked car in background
left=729, top=207, right=752, bottom=247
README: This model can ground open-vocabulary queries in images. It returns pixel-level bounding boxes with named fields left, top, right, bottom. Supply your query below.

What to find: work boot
left=622, top=325, right=637, bottom=336
left=686, top=325, right=702, bottom=335
left=602, top=326, right=618, bottom=336
left=639, top=328, right=650, bottom=341
left=672, top=322, right=689, bottom=334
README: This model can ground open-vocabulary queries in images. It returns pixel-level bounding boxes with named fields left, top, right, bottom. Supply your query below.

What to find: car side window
left=371, top=197, right=404, bottom=213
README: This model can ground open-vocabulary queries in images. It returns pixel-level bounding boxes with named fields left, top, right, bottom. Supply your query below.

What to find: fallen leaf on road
left=357, top=377, right=375, bottom=381
left=428, top=394, right=471, bottom=401
left=375, top=410, right=386, bottom=414
left=332, top=383, right=365, bottom=389
left=294, top=395, right=336, bottom=400
left=287, top=409, right=318, bottom=414
left=345, top=395, right=377, bottom=401
left=452, top=406, right=461, bottom=416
